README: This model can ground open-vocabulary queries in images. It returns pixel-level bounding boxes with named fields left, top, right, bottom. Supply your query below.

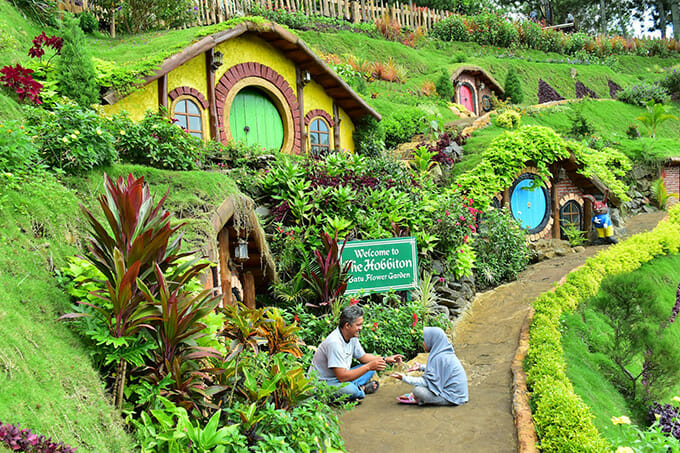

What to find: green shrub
left=567, top=103, right=595, bottom=136
left=381, top=107, right=426, bottom=149
left=429, top=14, right=468, bottom=42
left=503, top=67, right=524, bottom=104
left=564, top=33, right=592, bottom=55
left=616, top=83, right=670, bottom=107
left=473, top=207, right=529, bottom=290
left=469, top=12, right=518, bottom=48
left=109, top=109, right=203, bottom=170
left=494, top=109, right=521, bottom=129
left=0, top=120, right=42, bottom=174
left=25, top=102, right=117, bottom=174
left=78, top=11, right=98, bottom=33
left=56, top=15, right=99, bottom=107
left=353, top=116, right=385, bottom=157
left=659, top=67, right=680, bottom=99
left=435, top=69, right=453, bottom=100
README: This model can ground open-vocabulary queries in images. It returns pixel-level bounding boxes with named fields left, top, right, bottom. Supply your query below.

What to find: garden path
left=338, top=210, right=668, bottom=453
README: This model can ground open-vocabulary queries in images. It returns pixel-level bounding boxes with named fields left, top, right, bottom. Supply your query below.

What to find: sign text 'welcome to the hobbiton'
left=341, top=237, right=418, bottom=295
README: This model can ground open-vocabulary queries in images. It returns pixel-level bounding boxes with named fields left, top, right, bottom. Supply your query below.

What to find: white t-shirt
left=309, top=327, right=366, bottom=381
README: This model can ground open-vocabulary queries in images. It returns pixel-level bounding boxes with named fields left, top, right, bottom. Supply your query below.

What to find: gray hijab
left=423, top=327, right=469, bottom=405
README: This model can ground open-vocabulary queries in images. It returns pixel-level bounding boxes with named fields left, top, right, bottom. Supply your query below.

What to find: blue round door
left=509, top=174, right=550, bottom=234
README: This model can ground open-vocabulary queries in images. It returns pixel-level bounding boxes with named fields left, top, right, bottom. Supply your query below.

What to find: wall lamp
left=211, top=51, right=224, bottom=71
left=301, top=70, right=311, bottom=86
left=234, top=237, right=249, bottom=265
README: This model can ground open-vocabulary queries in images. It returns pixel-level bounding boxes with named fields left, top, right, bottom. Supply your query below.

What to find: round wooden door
left=509, top=174, right=551, bottom=234
left=459, top=84, right=474, bottom=114
left=229, top=87, right=284, bottom=151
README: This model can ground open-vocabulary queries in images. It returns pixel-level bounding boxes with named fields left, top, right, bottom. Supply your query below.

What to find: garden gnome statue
left=582, top=190, right=618, bottom=245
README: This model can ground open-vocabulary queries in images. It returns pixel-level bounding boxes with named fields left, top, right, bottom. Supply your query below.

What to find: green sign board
left=341, top=237, right=419, bottom=295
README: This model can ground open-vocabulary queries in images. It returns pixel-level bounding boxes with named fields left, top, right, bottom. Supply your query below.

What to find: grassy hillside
left=455, top=99, right=680, bottom=176
left=0, top=173, right=133, bottom=450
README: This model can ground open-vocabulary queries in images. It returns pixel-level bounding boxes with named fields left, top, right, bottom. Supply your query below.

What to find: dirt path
left=338, top=210, right=667, bottom=453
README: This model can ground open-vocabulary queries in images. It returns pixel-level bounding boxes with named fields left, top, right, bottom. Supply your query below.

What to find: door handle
left=244, top=126, right=250, bottom=133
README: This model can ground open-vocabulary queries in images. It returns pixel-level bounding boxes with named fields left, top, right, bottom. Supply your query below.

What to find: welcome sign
left=341, top=237, right=419, bottom=295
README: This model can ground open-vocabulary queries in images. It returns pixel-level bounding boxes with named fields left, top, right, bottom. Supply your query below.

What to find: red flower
left=294, top=314, right=299, bottom=323
left=371, top=322, right=378, bottom=331
left=412, top=313, right=418, bottom=327
left=350, top=298, right=359, bottom=305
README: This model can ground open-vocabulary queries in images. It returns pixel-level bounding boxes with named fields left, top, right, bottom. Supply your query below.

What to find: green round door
left=229, top=87, right=284, bottom=151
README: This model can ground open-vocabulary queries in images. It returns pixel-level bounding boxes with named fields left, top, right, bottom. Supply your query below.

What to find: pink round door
left=459, top=84, right=474, bottom=114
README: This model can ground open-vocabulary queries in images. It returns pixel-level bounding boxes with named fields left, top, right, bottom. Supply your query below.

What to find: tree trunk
left=671, top=0, right=680, bottom=39
left=658, top=0, right=667, bottom=38
left=112, top=358, right=127, bottom=409
left=600, top=0, right=607, bottom=34
left=109, top=9, right=116, bottom=38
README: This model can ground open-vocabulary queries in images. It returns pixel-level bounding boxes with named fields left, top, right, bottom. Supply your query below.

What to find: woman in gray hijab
left=390, top=326, right=468, bottom=405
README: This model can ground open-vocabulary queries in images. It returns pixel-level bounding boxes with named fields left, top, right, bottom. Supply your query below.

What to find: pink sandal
left=397, top=393, right=417, bottom=404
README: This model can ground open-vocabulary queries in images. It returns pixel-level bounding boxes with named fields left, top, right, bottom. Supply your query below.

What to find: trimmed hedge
left=525, top=203, right=680, bottom=452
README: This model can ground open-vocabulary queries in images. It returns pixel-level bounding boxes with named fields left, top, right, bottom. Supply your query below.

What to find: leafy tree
left=592, top=274, right=680, bottom=405
left=56, top=15, right=98, bottom=107
left=503, top=67, right=524, bottom=104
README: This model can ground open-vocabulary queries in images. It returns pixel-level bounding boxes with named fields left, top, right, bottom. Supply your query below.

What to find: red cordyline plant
left=302, top=231, right=351, bottom=313
left=61, top=173, right=216, bottom=409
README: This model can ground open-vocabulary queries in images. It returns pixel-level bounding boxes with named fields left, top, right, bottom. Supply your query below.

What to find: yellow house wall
left=338, top=106, right=356, bottom=153
left=168, top=54, right=208, bottom=97
left=213, top=35, right=297, bottom=93
left=102, top=81, right=158, bottom=120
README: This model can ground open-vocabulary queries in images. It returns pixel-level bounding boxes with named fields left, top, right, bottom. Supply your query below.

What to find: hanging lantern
left=235, top=237, right=249, bottom=263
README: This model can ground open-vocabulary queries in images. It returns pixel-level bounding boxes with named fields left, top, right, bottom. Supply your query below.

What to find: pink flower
left=445, top=210, right=450, bottom=216
left=439, top=277, right=445, bottom=283
left=460, top=215, right=465, bottom=221
left=436, top=218, right=442, bottom=223
left=464, top=235, right=469, bottom=243
left=350, top=298, right=360, bottom=305
left=412, top=313, right=418, bottom=327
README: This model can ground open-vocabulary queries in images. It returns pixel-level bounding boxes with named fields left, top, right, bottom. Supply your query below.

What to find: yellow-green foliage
left=458, top=125, right=631, bottom=211
left=495, top=110, right=521, bottom=129
left=525, top=203, right=680, bottom=452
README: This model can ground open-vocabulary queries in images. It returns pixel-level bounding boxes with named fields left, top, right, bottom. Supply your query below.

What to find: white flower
left=62, top=137, right=69, bottom=143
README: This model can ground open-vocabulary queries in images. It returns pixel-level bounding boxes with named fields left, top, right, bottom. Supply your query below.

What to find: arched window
left=173, top=98, right=203, bottom=139
left=309, top=117, right=331, bottom=156
left=559, top=200, right=583, bottom=239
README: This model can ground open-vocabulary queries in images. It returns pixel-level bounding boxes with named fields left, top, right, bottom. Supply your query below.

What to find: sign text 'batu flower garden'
left=341, top=237, right=419, bottom=295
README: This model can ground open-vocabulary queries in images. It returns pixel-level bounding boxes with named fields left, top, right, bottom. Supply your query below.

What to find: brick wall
left=555, top=176, right=583, bottom=201
left=662, top=166, right=680, bottom=196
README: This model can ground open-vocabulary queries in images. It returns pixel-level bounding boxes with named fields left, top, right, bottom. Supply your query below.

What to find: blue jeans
left=324, top=365, right=375, bottom=400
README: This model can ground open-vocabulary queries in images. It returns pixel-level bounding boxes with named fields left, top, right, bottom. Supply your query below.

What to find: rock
left=554, top=247, right=569, bottom=257
left=255, top=206, right=270, bottom=217
left=610, top=208, right=623, bottom=227
left=573, top=246, right=586, bottom=253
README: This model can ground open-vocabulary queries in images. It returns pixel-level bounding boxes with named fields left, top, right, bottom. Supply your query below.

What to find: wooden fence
left=57, top=0, right=453, bottom=32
